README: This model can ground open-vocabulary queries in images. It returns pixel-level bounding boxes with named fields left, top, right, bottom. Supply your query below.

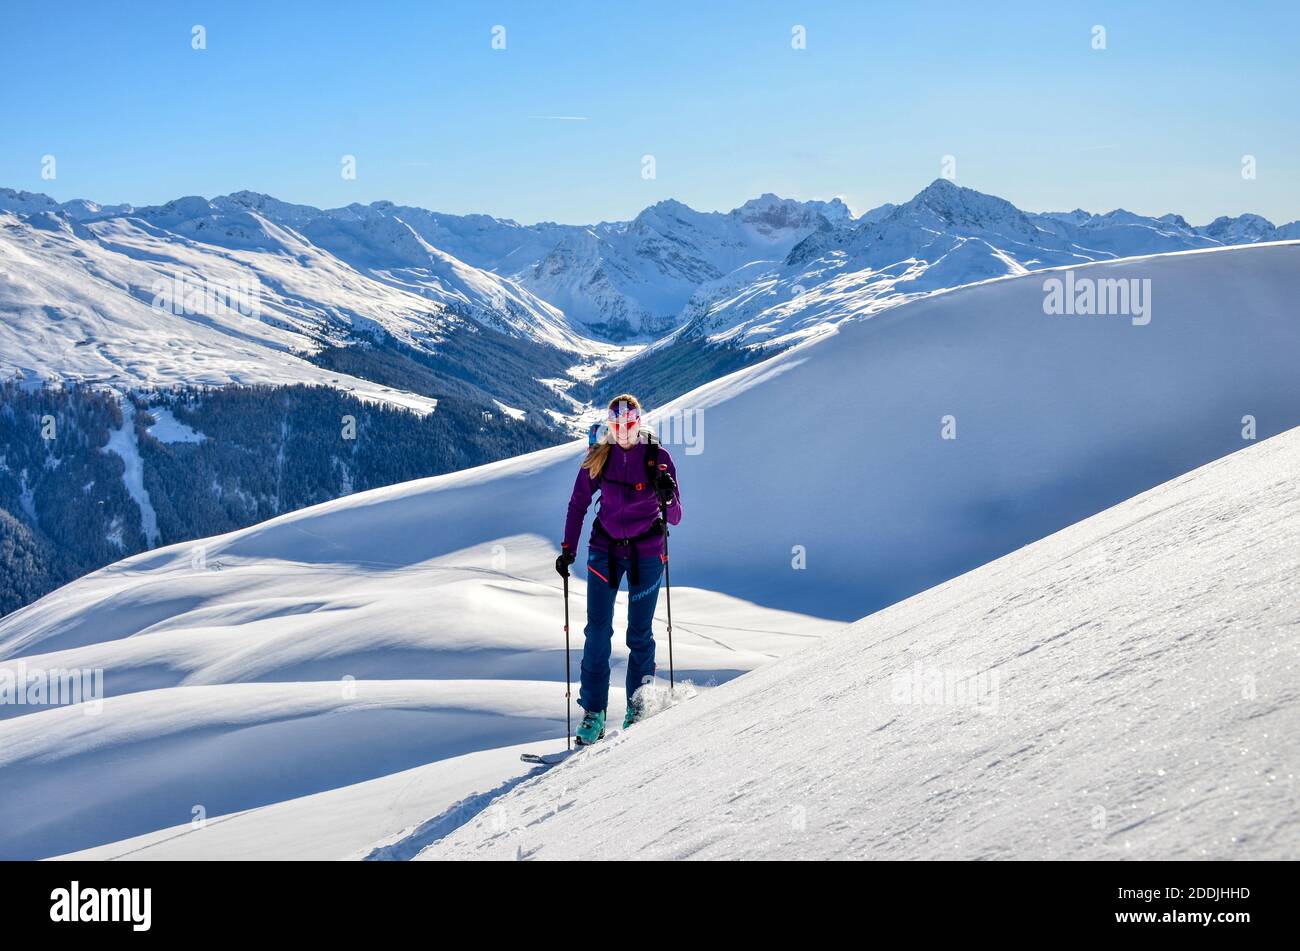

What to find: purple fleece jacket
left=562, top=441, right=682, bottom=558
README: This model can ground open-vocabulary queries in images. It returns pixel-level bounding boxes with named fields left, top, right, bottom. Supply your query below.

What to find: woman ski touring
left=555, top=394, right=682, bottom=746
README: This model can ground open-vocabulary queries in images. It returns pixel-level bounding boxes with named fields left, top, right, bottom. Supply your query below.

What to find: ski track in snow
left=362, top=766, right=550, bottom=861
left=103, top=400, right=159, bottom=547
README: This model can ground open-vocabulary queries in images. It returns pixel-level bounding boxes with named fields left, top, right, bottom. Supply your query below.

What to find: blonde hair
left=581, top=394, right=642, bottom=480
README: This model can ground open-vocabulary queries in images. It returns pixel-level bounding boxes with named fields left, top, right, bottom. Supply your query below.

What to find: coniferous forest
left=0, top=380, right=562, bottom=616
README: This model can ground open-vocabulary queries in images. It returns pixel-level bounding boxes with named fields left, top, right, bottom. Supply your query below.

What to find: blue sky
left=3, top=1, right=1297, bottom=224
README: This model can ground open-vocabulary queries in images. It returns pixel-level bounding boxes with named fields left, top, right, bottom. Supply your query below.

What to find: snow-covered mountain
left=1198, top=212, right=1299, bottom=244
left=786, top=179, right=1226, bottom=274
left=0, top=186, right=134, bottom=220
left=515, top=195, right=847, bottom=340
left=2, top=240, right=1297, bottom=859
left=8, top=180, right=1295, bottom=366
left=0, top=208, right=441, bottom=410
left=132, top=193, right=595, bottom=354
left=217, top=191, right=851, bottom=342
left=0, top=198, right=611, bottom=412
left=208, top=192, right=588, bottom=351
left=664, top=179, right=1297, bottom=354
left=27, top=187, right=854, bottom=347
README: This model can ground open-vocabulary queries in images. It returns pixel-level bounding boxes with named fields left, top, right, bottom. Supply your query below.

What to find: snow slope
left=0, top=209, right=442, bottom=411
left=214, top=193, right=593, bottom=352
left=0, top=195, right=614, bottom=422
left=424, top=423, right=1300, bottom=860
left=663, top=242, right=1300, bottom=618
left=0, top=532, right=837, bottom=859
left=55, top=740, right=572, bottom=861
left=1, top=241, right=1296, bottom=859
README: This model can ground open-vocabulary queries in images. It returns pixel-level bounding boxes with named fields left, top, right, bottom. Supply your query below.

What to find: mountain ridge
left=7, top=180, right=1296, bottom=354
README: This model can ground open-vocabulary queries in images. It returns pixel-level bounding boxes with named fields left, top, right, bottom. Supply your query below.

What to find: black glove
left=654, top=471, right=677, bottom=506
left=555, top=550, right=576, bottom=577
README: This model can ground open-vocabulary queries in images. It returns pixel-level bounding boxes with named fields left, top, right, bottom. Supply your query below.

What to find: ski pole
left=563, top=571, right=572, bottom=751
left=658, top=496, right=674, bottom=690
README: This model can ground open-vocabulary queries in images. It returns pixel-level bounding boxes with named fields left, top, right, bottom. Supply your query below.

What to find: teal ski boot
left=622, top=699, right=642, bottom=730
left=575, top=708, right=606, bottom=746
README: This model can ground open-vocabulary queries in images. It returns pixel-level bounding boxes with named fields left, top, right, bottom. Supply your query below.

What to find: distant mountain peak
left=138, top=195, right=218, bottom=221
left=732, top=194, right=844, bottom=234
left=224, top=189, right=278, bottom=204
left=881, top=179, right=1038, bottom=238
left=907, top=179, right=1014, bottom=214
left=917, top=177, right=961, bottom=195
left=0, top=186, right=58, bottom=206
left=1205, top=212, right=1274, bottom=228
left=640, top=197, right=695, bottom=217
left=1198, top=213, right=1278, bottom=244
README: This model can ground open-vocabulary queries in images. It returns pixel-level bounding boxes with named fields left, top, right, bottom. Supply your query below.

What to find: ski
left=520, top=749, right=579, bottom=767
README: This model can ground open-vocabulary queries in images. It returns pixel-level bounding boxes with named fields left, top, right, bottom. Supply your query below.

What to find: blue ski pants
left=577, top=547, right=663, bottom=713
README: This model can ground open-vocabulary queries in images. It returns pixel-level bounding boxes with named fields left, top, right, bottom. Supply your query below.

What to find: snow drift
left=0, top=532, right=833, bottom=859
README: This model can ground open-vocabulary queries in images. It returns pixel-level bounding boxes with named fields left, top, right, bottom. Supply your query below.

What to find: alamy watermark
left=889, top=660, right=1000, bottom=714
left=1043, top=270, right=1151, bottom=326
left=50, top=882, right=151, bottom=931
left=647, top=407, right=704, bottom=455
left=593, top=406, right=704, bottom=454
left=151, top=271, right=262, bottom=320
left=0, top=661, right=104, bottom=715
